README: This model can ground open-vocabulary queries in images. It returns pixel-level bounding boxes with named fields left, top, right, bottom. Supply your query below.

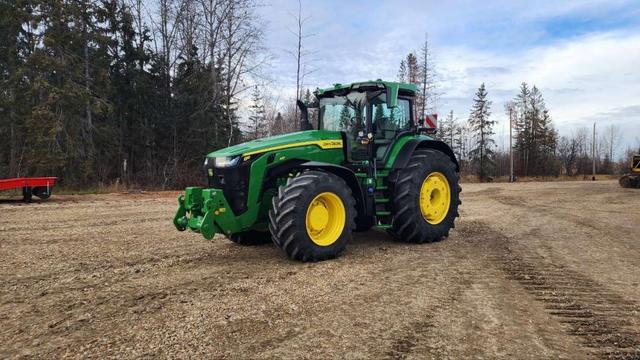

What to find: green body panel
left=206, top=130, right=343, bottom=158
left=175, top=131, right=346, bottom=238
left=383, top=134, right=432, bottom=168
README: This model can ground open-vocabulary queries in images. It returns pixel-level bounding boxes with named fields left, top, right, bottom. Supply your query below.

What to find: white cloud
left=254, top=0, right=640, bottom=157
left=436, top=30, right=640, bottom=157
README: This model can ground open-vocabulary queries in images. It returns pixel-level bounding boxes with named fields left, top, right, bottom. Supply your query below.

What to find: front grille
left=206, top=161, right=251, bottom=215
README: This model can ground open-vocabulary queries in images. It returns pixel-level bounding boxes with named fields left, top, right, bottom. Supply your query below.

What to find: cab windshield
left=317, top=91, right=412, bottom=134
left=318, top=92, right=367, bottom=132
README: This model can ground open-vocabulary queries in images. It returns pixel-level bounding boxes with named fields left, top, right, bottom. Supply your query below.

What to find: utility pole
left=509, top=106, right=514, bottom=182
left=592, top=122, right=596, bottom=181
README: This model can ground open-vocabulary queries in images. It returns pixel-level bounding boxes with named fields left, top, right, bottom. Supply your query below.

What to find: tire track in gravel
left=383, top=218, right=640, bottom=359
left=471, top=220, right=640, bottom=360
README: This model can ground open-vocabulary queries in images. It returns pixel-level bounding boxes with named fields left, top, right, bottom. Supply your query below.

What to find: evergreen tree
left=339, top=106, right=352, bottom=130
left=246, top=85, right=266, bottom=140
left=0, top=0, right=259, bottom=188
left=0, top=0, right=34, bottom=177
left=21, top=0, right=111, bottom=185
left=303, top=88, right=313, bottom=104
left=468, top=83, right=495, bottom=181
left=442, top=110, right=457, bottom=148
left=397, top=60, right=407, bottom=83
left=399, top=46, right=437, bottom=120
left=512, top=83, right=558, bottom=176
left=406, top=53, right=419, bottom=84
left=101, top=0, right=155, bottom=184
left=513, top=82, right=531, bottom=176
left=303, top=88, right=317, bottom=126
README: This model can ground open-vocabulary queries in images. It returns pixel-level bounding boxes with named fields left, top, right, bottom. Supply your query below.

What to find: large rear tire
left=227, top=230, right=272, bottom=245
left=388, top=149, right=461, bottom=243
left=619, top=175, right=640, bottom=188
left=269, top=171, right=356, bottom=262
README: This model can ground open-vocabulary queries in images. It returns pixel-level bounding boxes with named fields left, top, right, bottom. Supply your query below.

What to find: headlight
left=213, top=156, right=240, bottom=168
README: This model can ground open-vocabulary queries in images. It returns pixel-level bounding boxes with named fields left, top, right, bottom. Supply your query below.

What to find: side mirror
left=383, top=84, right=399, bottom=108
left=297, top=100, right=312, bottom=131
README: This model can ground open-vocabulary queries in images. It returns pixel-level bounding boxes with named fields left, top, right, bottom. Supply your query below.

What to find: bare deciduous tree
left=601, top=124, right=622, bottom=161
left=557, top=134, right=582, bottom=176
left=287, top=0, right=314, bottom=121
left=220, top=0, right=266, bottom=145
left=418, top=33, right=438, bottom=119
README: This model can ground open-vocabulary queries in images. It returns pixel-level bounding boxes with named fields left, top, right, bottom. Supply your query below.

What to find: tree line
left=2, top=2, right=637, bottom=189
left=449, top=83, right=631, bottom=181
left=0, top=0, right=277, bottom=188
left=396, top=45, right=636, bottom=181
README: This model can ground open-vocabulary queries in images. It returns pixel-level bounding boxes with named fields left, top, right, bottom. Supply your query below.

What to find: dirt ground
left=1, top=180, right=639, bottom=359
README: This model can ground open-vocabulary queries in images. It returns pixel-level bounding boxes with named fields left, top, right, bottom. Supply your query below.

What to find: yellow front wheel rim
left=305, top=192, right=346, bottom=246
left=420, top=172, right=451, bottom=225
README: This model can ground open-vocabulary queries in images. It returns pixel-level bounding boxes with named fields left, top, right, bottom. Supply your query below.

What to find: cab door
left=371, top=94, right=413, bottom=166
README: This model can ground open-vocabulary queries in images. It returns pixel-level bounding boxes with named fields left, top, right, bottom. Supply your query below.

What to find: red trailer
left=0, top=177, right=57, bottom=202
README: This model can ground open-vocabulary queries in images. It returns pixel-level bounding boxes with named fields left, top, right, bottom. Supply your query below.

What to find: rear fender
left=391, top=139, right=459, bottom=172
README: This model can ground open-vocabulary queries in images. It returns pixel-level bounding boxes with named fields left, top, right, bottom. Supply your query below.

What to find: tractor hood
left=206, top=130, right=343, bottom=158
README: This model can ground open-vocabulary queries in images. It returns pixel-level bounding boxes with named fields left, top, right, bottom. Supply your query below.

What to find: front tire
left=388, top=149, right=461, bottom=243
left=269, top=171, right=356, bottom=262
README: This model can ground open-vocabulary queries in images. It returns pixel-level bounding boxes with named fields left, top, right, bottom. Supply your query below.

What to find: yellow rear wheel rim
left=305, top=192, right=346, bottom=246
left=419, top=172, right=451, bottom=225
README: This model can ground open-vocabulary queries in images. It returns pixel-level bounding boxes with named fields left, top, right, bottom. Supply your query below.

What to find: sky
left=256, top=0, right=640, bottom=159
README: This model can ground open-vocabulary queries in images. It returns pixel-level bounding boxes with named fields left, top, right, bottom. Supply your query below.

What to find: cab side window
left=372, top=97, right=411, bottom=160
left=373, top=98, right=411, bottom=137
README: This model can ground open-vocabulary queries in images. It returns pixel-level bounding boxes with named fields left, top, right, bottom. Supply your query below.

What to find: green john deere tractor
left=174, top=80, right=461, bottom=262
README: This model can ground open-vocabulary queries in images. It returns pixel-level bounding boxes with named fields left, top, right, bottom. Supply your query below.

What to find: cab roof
left=315, top=80, right=417, bottom=108
left=316, top=80, right=417, bottom=96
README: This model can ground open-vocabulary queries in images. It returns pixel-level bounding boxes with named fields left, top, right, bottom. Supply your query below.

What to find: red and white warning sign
left=424, top=113, right=438, bottom=132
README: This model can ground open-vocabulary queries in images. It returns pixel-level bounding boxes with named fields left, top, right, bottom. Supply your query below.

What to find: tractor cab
left=305, top=81, right=419, bottom=167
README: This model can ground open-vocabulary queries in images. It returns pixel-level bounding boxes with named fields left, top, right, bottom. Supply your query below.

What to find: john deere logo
left=320, top=140, right=343, bottom=148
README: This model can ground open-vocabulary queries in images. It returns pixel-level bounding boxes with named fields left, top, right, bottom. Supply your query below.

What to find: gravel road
left=1, top=180, right=639, bottom=359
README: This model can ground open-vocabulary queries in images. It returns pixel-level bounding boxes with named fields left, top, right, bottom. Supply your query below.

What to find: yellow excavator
left=619, top=154, right=640, bottom=188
